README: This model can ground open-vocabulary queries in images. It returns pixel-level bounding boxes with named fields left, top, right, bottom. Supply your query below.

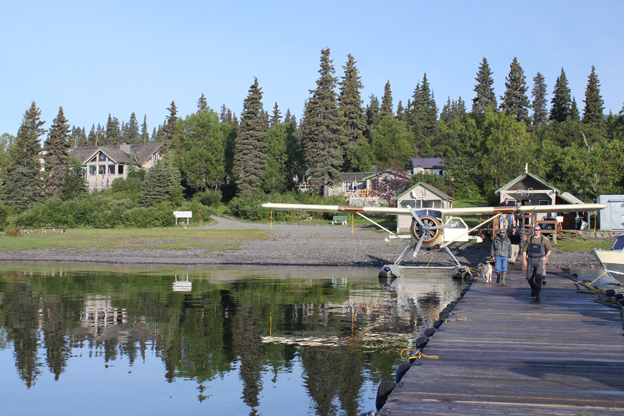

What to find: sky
left=2, top=0, right=623, bottom=137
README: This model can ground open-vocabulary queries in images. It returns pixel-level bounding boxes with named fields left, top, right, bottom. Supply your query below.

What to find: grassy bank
left=0, top=228, right=270, bottom=253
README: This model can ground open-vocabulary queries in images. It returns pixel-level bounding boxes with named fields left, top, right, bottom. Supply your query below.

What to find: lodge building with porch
left=69, top=143, right=162, bottom=191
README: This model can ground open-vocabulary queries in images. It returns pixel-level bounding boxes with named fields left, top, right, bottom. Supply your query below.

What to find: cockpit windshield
left=612, top=235, right=624, bottom=251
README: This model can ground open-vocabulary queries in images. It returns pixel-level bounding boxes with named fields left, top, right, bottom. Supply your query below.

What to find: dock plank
left=384, top=269, right=624, bottom=415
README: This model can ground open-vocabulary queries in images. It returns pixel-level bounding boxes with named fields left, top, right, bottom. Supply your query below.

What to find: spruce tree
left=60, top=156, right=88, bottom=201
left=550, top=68, right=572, bottom=122
left=43, top=107, right=71, bottom=198
left=410, top=74, right=438, bottom=156
left=472, top=58, right=497, bottom=114
left=301, top=48, right=344, bottom=193
left=87, top=125, right=97, bottom=146
left=233, top=77, right=268, bottom=197
left=198, top=93, right=208, bottom=114
left=440, top=97, right=458, bottom=124
left=396, top=100, right=405, bottom=120
left=531, top=72, right=548, bottom=128
left=365, top=94, right=381, bottom=138
left=500, top=57, right=530, bottom=124
left=380, top=80, right=393, bottom=117
left=140, top=115, right=150, bottom=143
left=71, top=126, right=88, bottom=147
left=582, top=66, right=604, bottom=128
left=220, top=104, right=228, bottom=122
left=161, top=101, right=178, bottom=150
left=104, top=114, right=121, bottom=145
left=284, top=109, right=303, bottom=187
left=570, top=97, right=580, bottom=122
left=269, top=102, right=282, bottom=128
left=338, top=54, right=368, bottom=172
left=125, top=112, right=140, bottom=143
left=139, top=152, right=182, bottom=206
left=3, top=102, right=46, bottom=211
left=457, top=97, right=467, bottom=118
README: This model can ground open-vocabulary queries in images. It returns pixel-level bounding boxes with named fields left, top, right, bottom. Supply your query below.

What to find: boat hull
left=593, top=249, right=624, bottom=275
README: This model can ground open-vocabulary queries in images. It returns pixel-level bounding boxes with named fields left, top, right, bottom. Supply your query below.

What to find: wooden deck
left=384, top=268, right=624, bottom=415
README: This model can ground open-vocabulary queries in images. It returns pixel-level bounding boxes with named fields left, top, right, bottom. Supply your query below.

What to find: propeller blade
left=409, top=208, right=425, bottom=227
left=412, top=234, right=424, bottom=258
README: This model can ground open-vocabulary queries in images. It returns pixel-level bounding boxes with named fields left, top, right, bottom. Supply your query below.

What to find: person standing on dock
left=522, top=226, right=552, bottom=302
left=500, top=198, right=511, bottom=229
left=508, top=224, right=521, bottom=263
left=492, top=229, right=512, bottom=285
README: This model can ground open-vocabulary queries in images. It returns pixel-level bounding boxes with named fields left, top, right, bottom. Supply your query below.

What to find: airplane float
left=261, top=200, right=606, bottom=279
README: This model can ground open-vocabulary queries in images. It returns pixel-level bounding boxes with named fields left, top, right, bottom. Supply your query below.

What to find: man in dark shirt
left=522, top=226, right=553, bottom=302
left=508, top=225, right=522, bottom=263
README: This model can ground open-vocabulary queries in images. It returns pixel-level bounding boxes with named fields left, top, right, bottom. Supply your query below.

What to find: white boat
left=593, top=233, right=624, bottom=276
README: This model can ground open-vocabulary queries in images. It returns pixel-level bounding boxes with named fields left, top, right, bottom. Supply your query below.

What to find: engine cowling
left=409, top=216, right=443, bottom=247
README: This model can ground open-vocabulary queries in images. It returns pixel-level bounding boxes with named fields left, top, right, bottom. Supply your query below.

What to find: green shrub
left=0, top=202, right=9, bottom=229
left=227, top=192, right=344, bottom=221
left=4, top=225, right=21, bottom=237
left=127, top=169, right=146, bottom=181
left=179, top=200, right=217, bottom=222
left=194, top=189, right=222, bottom=208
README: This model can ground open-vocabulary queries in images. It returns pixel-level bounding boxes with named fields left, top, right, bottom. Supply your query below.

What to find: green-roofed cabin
left=396, top=182, right=455, bottom=233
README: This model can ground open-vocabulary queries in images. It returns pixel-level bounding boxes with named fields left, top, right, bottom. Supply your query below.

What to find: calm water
left=0, top=264, right=464, bottom=416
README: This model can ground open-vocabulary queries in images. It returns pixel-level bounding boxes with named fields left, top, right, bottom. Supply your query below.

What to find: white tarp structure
left=598, top=195, right=624, bottom=230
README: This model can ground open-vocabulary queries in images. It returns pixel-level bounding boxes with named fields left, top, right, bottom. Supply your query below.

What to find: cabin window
left=400, top=199, right=421, bottom=209
left=424, top=200, right=442, bottom=209
left=98, top=153, right=107, bottom=162
left=538, top=200, right=551, bottom=205
left=98, top=165, right=105, bottom=175
left=108, top=165, right=115, bottom=175
left=118, top=165, right=124, bottom=175
left=89, top=166, right=95, bottom=176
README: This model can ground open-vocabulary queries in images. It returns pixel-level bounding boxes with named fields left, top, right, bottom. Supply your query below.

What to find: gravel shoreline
left=0, top=216, right=603, bottom=269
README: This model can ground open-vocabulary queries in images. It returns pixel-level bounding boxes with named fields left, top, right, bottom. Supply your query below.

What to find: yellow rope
left=589, top=271, right=608, bottom=287
left=426, top=251, right=435, bottom=267
left=444, top=316, right=467, bottom=322
left=400, top=348, right=439, bottom=361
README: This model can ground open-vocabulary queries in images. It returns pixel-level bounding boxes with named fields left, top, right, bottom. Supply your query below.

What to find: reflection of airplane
left=261, top=202, right=606, bottom=278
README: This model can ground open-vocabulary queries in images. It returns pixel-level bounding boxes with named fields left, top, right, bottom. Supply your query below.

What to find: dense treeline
left=1, top=49, right=623, bottom=228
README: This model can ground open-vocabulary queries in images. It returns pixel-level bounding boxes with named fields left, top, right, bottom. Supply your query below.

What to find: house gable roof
left=397, top=182, right=455, bottom=201
left=559, top=192, right=583, bottom=204
left=339, top=172, right=376, bottom=182
left=408, top=157, right=445, bottom=167
left=70, top=143, right=162, bottom=165
left=370, top=169, right=411, bottom=180
left=495, top=172, right=560, bottom=195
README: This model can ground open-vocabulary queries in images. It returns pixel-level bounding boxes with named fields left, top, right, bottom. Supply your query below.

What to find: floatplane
left=262, top=201, right=606, bottom=279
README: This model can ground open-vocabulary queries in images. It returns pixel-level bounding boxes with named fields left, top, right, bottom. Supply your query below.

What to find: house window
left=424, top=200, right=442, bottom=208
left=118, top=165, right=124, bottom=175
left=98, top=153, right=107, bottom=162
left=98, top=165, right=105, bottom=175
left=89, top=166, right=95, bottom=176
left=538, top=200, right=551, bottom=205
left=400, top=199, right=422, bottom=209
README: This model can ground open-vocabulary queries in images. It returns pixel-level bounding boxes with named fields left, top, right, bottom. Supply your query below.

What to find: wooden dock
left=384, top=268, right=624, bottom=415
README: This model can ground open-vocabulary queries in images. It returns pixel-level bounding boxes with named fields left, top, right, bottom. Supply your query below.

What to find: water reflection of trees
left=0, top=270, right=457, bottom=414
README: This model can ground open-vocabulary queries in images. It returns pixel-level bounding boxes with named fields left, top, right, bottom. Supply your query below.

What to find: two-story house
left=69, top=143, right=162, bottom=191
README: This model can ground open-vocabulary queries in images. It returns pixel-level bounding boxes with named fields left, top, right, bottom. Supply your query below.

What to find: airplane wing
left=261, top=202, right=606, bottom=216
